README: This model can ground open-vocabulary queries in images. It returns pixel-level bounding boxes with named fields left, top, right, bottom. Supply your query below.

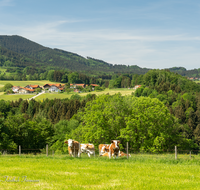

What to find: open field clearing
left=34, top=88, right=135, bottom=101
left=0, top=88, right=135, bottom=101
left=0, top=154, right=200, bottom=190
left=0, top=80, right=59, bottom=87
left=0, top=94, right=34, bottom=101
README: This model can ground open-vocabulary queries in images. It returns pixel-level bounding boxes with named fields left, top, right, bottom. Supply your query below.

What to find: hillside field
left=0, top=80, right=59, bottom=87
left=0, top=154, right=200, bottom=190
left=0, top=80, right=135, bottom=101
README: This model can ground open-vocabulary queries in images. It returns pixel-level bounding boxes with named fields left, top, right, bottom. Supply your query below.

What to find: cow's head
left=111, top=140, right=120, bottom=150
left=65, top=139, right=74, bottom=148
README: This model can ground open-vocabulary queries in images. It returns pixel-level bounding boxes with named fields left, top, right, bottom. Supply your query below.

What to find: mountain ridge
left=0, top=35, right=199, bottom=77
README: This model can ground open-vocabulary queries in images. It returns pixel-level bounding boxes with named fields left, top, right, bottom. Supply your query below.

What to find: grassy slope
left=0, top=94, right=34, bottom=101
left=0, top=80, right=59, bottom=87
left=0, top=154, right=200, bottom=190
left=0, top=82, right=135, bottom=101
left=34, top=88, right=135, bottom=101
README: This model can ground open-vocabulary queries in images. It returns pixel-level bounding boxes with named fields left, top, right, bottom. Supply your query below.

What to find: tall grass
left=0, top=154, right=200, bottom=189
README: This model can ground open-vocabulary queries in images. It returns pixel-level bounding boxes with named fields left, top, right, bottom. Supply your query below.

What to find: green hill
left=0, top=35, right=200, bottom=77
left=0, top=35, right=149, bottom=74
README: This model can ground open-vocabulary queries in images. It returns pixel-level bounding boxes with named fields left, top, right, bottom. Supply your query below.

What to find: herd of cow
left=64, top=139, right=131, bottom=158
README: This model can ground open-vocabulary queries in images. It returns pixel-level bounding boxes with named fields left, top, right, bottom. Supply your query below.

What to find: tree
left=3, top=83, right=13, bottom=92
left=68, top=72, right=79, bottom=84
left=35, top=88, right=42, bottom=93
left=120, top=97, right=180, bottom=152
left=47, top=70, right=55, bottom=81
left=68, top=95, right=181, bottom=152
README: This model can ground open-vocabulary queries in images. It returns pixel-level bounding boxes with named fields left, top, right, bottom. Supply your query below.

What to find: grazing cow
left=109, top=140, right=120, bottom=159
left=81, top=143, right=95, bottom=157
left=102, top=152, right=109, bottom=157
left=118, top=151, right=131, bottom=157
left=98, top=144, right=110, bottom=156
left=64, top=139, right=81, bottom=157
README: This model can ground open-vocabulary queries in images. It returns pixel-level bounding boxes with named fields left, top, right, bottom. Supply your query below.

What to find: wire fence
left=0, top=144, right=199, bottom=160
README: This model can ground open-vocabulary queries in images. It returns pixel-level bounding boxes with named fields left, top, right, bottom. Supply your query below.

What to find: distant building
left=43, top=84, right=64, bottom=92
left=133, top=85, right=142, bottom=90
left=25, top=84, right=41, bottom=90
left=12, top=86, right=20, bottom=93
left=18, top=87, right=35, bottom=94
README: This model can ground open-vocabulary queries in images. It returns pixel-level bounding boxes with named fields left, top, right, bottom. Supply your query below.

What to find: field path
left=29, top=91, right=45, bottom=100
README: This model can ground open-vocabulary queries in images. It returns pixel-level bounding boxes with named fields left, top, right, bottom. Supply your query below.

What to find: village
left=11, top=83, right=99, bottom=94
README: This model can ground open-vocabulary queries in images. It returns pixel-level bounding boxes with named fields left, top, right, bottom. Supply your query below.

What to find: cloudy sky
left=0, top=0, right=200, bottom=70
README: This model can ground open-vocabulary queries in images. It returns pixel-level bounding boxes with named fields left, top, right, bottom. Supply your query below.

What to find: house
left=74, top=89, right=79, bottom=93
left=133, top=85, right=142, bottom=90
left=25, top=84, right=41, bottom=90
left=18, top=87, right=35, bottom=94
left=43, top=84, right=64, bottom=92
left=70, top=84, right=85, bottom=88
left=89, top=84, right=99, bottom=90
left=12, top=86, right=20, bottom=93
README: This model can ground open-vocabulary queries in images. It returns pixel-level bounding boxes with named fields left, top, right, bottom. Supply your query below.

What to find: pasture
left=34, top=88, right=135, bottom=101
left=0, top=80, right=58, bottom=87
left=0, top=80, right=135, bottom=101
left=0, top=154, right=200, bottom=189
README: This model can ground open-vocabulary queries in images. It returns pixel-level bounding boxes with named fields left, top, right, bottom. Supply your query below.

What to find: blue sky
left=0, top=0, right=200, bottom=70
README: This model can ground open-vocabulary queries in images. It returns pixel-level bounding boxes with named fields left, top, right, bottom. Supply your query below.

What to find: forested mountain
left=0, top=35, right=150, bottom=74
left=1, top=35, right=200, bottom=78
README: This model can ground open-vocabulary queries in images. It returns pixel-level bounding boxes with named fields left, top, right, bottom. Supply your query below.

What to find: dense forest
left=1, top=70, right=200, bottom=153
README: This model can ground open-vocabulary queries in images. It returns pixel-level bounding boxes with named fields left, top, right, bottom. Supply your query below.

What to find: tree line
left=1, top=69, right=200, bottom=154
left=0, top=94, right=96, bottom=152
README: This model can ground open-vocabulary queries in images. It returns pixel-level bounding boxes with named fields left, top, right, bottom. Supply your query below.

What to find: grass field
left=0, top=80, right=135, bottom=101
left=0, top=94, right=34, bottom=101
left=0, top=154, right=200, bottom=190
left=34, top=88, right=135, bottom=101
left=0, top=80, right=59, bottom=87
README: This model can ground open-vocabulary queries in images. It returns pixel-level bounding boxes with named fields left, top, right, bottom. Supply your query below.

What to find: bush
left=3, top=83, right=13, bottom=92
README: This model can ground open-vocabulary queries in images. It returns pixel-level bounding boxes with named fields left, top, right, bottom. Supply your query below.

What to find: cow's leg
left=87, top=152, right=91, bottom=157
left=109, top=149, right=111, bottom=159
left=115, top=152, right=119, bottom=159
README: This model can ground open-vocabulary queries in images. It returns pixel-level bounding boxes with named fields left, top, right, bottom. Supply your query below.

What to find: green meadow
left=0, top=80, right=135, bottom=101
left=34, top=88, right=135, bottom=101
left=0, top=80, right=58, bottom=87
left=0, top=154, right=200, bottom=190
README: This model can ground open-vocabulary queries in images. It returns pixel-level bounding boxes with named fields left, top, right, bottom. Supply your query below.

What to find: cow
left=102, top=151, right=131, bottom=158
left=81, top=143, right=95, bottom=157
left=98, top=144, right=110, bottom=156
left=64, top=139, right=81, bottom=157
left=102, top=152, right=109, bottom=157
left=109, top=140, right=120, bottom=159
left=118, top=150, right=131, bottom=157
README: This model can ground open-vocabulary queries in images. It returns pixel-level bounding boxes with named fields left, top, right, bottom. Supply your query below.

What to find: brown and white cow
left=98, top=144, right=110, bottom=156
left=102, top=152, right=109, bottom=157
left=118, top=151, right=131, bottom=157
left=81, top=143, right=95, bottom=157
left=109, top=140, right=120, bottom=159
left=64, top=139, right=81, bottom=157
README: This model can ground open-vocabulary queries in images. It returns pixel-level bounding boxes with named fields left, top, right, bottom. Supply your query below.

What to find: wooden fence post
left=19, top=145, right=21, bottom=156
left=46, top=144, right=48, bottom=157
left=79, top=143, right=81, bottom=158
left=74, top=145, right=75, bottom=157
left=127, top=142, right=129, bottom=159
left=175, top=146, right=177, bottom=160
